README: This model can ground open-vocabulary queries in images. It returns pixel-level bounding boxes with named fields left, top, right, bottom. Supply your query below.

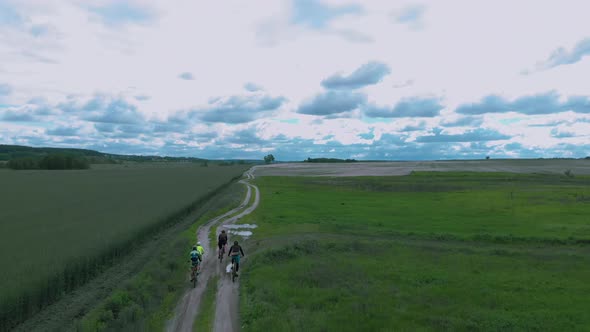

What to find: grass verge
left=193, top=276, right=219, bottom=332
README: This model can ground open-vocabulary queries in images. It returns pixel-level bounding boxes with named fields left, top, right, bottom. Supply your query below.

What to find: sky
left=0, top=0, right=589, bottom=161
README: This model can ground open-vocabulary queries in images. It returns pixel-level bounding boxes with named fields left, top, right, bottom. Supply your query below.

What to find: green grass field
left=239, top=172, right=590, bottom=331
left=0, top=164, right=248, bottom=330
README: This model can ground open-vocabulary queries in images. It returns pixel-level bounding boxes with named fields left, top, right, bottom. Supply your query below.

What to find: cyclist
left=218, top=230, right=228, bottom=256
left=196, top=241, right=205, bottom=258
left=189, top=245, right=201, bottom=280
left=228, top=240, right=245, bottom=275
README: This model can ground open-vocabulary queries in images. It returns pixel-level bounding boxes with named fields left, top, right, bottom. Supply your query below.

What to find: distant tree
left=486, top=156, right=490, bottom=160
left=264, top=154, right=275, bottom=164
left=7, top=157, right=39, bottom=170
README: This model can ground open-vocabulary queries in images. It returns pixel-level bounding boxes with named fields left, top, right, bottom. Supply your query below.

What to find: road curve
left=167, top=167, right=260, bottom=332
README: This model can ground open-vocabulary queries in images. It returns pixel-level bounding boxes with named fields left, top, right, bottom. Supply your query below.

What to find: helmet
left=221, top=230, right=226, bottom=233
left=192, top=246, right=197, bottom=250
left=197, top=241, right=202, bottom=246
left=234, top=241, right=238, bottom=245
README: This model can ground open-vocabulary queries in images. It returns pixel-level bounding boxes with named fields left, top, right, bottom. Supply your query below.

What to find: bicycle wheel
left=231, top=262, right=236, bottom=283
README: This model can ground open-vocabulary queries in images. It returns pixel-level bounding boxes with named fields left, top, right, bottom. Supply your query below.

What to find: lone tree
left=264, top=154, right=275, bottom=164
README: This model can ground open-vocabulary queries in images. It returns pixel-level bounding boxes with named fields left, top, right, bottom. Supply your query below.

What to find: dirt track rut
left=167, top=168, right=259, bottom=332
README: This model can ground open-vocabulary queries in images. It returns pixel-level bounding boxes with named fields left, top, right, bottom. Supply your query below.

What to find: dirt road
left=167, top=168, right=259, bottom=332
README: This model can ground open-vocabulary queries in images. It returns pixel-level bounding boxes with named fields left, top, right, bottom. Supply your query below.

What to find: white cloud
left=1, top=0, right=589, bottom=159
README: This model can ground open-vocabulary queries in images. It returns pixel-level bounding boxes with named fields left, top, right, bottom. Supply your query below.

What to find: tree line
left=7, top=154, right=90, bottom=170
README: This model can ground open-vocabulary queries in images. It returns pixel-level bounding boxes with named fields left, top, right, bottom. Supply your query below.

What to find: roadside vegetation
left=238, top=172, right=590, bottom=331
left=7, top=153, right=90, bottom=170
left=0, top=164, right=248, bottom=331
left=73, top=184, right=244, bottom=331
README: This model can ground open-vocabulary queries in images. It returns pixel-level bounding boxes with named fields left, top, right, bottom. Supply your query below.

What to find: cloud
left=392, top=80, right=414, bottom=89
left=0, top=2, right=21, bottom=26
left=455, top=95, right=510, bottom=115
left=197, top=94, right=286, bottom=123
left=46, top=126, right=81, bottom=137
left=29, top=24, right=53, bottom=37
left=400, top=121, right=428, bottom=132
left=332, top=29, right=374, bottom=43
left=563, top=95, right=590, bottom=114
left=94, top=123, right=116, bottom=133
left=392, top=4, right=426, bottom=28
left=88, top=2, right=155, bottom=26
left=135, top=95, right=150, bottom=101
left=550, top=128, right=576, bottom=138
left=364, top=97, right=443, bottom=118
left=1, top=109, right=35, bottom=122
left=224, top=128, right=266, bottom=145
left=244, top=82, right=263, bottom=92
left=538, top=37, right=590, bottom=70
left=416, top=128, right=510, bottom=143
left=297, top=91, right=367, bottom=116
left=179, top=72, right=195, bottom=80
left=456, top=92, right=590, bottom=115
left=83, top=97, right=145, bottom=124
left=56, top=95, right=145, bottom=124
left=321, top=61, right=391, bottom=90
left=0, top=84, right=11, bottom=96
left=291, top=0, right=363, bottom=29
left=440, top=116, right=484, bottom=127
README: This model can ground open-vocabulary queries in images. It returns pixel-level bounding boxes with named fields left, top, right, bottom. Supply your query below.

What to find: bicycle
left=230, top=255, right=238, bottom=282
left=190, top=262, right=200, bottom=288
left=218, top=244, right=226, bottom=263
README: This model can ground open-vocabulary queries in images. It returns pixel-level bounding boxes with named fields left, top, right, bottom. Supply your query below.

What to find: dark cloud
left=86, top=106, right=143, bottom=124
left=550, top=128, right=577, bottom=138
left=94, top=123, right=116, bottom=133
left=297, top=91, right=366, bottom=116
left=152, top=121, right=189, bottom=133
left=538, top=37, right=590, bottom=70
left=321, top=61, right=391, bottom=90
left=364, top=97, right=443, bottom=118
left=224, top=128, right=266, bottom=145
left=46, top=126, right=81, bottom=137
left=400, top=121, right=428, bottom=132
left=1, top=108, right=36, bottom=122
left=416, top=128, right=510, bottom=143
left=358, top=130, right=374, bottom=139
left=197, top=94, right=286, bottom=123
left=563, top=95, right=590, bottom=113
left=456, top=92, right=590, bottom=115
left=68, top=96, right=145, bottom=124
left=1, top=112, right=35, bottom=122
left=179, top=72, right=195, bottom=80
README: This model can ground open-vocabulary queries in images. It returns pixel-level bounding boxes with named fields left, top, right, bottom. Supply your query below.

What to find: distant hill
left=0, top=145, right=268, bottom=167
left=0, top=144, right=208, bottom=164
